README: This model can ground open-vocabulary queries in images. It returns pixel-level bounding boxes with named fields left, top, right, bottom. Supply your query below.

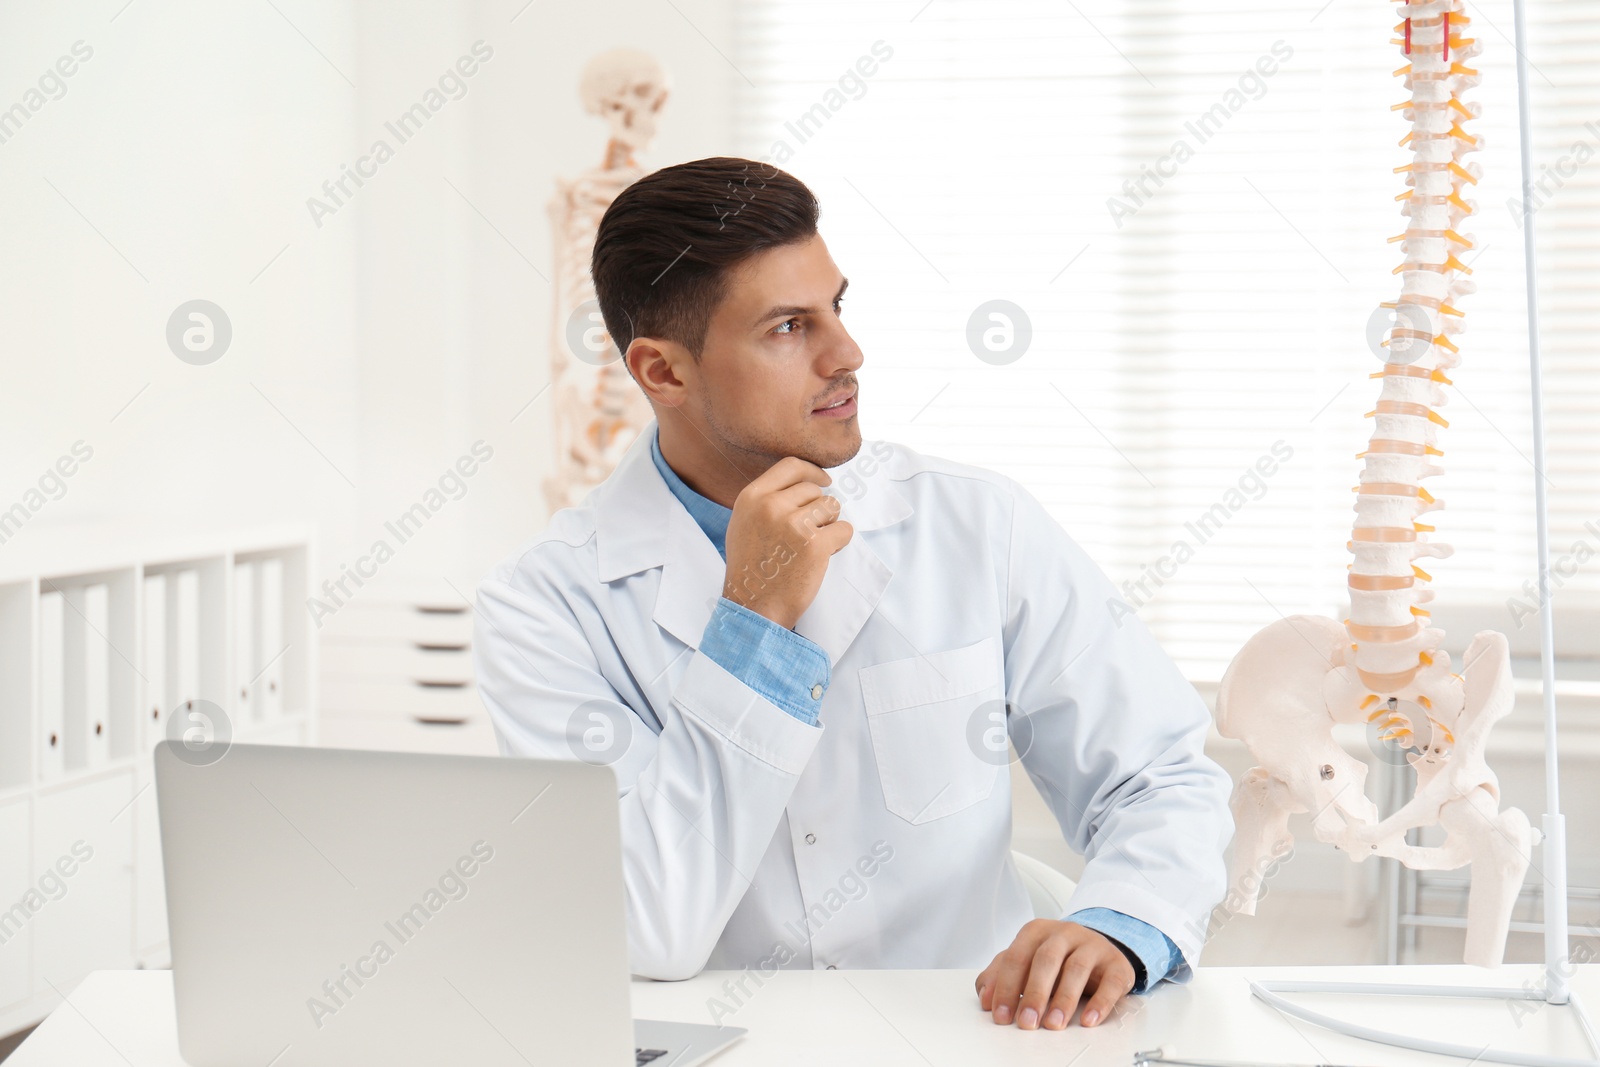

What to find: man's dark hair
left=591, top=157, right=820, bottom=358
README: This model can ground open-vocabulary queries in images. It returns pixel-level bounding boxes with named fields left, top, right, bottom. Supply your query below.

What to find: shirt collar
left=651, top=427, right=733, bottom=558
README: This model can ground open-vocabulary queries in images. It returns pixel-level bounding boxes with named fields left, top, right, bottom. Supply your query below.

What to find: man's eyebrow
left=752, top=277, right=850, bottom=329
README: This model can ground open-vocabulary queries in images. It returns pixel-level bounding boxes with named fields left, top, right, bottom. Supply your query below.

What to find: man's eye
left=773, top=302, right=841, bottom=334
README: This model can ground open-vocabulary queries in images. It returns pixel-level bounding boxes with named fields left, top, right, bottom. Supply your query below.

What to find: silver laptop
left=155, top=741, right=745, bottom=1067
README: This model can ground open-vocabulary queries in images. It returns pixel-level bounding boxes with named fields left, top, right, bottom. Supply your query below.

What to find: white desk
left=10, top=965, right=1597, bottom=1065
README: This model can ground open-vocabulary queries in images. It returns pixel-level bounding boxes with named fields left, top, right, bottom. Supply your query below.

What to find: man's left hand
left=975, top=920, right=1137, bottom=1030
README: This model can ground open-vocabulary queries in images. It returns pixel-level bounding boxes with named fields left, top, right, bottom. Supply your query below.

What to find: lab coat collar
left=592, top=421, right=910, bottom=664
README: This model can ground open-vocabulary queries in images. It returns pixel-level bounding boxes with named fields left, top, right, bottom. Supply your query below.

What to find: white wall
left=0, top=1, right=360, bottom=559
left=0, top=0, right=737, bottom=604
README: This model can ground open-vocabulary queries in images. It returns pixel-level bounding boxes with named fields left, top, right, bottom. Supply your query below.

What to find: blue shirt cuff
left=699, top=598, right=830, bottom=726
left=1066, top=907, right=1180, bottom=993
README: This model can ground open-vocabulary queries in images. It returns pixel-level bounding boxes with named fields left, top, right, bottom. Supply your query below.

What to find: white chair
left=1012, top=850, right=1077, bottom=921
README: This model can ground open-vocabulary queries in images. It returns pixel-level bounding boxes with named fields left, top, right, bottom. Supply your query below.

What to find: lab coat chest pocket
left=857, top=636, right=1003, bottom=825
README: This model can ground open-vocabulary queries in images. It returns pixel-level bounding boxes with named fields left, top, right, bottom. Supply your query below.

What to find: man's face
left=689, top=234, right=863, bottom=470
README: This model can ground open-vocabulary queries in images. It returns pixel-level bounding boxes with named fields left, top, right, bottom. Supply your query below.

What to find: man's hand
left=975, top=920, right=1137, bottom=1030
left=723, top=456, right=854, bottom=629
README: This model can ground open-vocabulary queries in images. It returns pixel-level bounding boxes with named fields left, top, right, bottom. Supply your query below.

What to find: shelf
left=0, top=528, right=315, bottom=1041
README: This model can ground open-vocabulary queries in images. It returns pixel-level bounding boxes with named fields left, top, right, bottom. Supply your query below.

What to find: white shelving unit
left=0, top=524, right=316, bottom=1039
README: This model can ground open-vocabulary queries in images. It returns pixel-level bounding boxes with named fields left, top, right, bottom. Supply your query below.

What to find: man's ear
left=626, top=337, right=694, bottom=408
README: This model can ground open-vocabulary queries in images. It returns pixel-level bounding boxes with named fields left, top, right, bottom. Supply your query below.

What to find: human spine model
left=1216, top=1, right=1534, bottom=967
left=543, top=49, right=668, bottom=513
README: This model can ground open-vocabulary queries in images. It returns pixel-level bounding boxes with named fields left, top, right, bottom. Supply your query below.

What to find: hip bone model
left=1216, top=0, right=1534, bottom=968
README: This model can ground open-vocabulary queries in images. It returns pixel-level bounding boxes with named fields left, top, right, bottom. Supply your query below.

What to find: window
left=732, top=0, right=1599, bottom=680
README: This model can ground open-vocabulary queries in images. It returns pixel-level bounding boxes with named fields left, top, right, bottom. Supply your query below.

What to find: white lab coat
left=474, top=426, right=1233, bottom=982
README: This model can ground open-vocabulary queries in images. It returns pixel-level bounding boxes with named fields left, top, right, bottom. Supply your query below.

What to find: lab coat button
left=810, top=683, right=824, bottom=699
left=805, top=833, right=816, bottom=844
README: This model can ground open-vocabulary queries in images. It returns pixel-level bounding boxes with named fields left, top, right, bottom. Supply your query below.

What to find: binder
left=38, top=588, right=65, bottom=779
left=173, top=569, right=200, bottom=712
left=84, top=582, right=111, bottom=769
left=257, top=558, right=284, bottom=718
left=234, top=561, right=255, bottom=722
left=143, top=572, right=168, bottom=751
left=62, top=584, right=87, bottom=771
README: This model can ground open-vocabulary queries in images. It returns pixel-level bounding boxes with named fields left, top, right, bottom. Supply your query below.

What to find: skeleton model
left=1217, top=0, right=1534, bottom=967
left=543, top=49, right=668, bottom=513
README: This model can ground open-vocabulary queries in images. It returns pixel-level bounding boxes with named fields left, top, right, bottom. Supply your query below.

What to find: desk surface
left=10, top=965, right=1598, bottom=1065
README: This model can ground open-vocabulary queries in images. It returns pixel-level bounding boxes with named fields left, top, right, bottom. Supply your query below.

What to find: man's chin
left=742, top=421, right=862, bottom=473
left=804, top=426, right=863, bottom=471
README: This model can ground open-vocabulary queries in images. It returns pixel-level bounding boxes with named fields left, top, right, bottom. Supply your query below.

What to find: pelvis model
left=1216, top=0, right=1534, bottom=967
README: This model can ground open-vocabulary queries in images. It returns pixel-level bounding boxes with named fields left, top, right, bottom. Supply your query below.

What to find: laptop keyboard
left=636, top=1050, right=669, bottom=1065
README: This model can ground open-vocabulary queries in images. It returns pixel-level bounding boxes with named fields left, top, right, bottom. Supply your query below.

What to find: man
left=474, top=157, right=1233, bottom=1032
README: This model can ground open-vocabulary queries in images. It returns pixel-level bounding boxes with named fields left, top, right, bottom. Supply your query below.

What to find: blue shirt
left=649, top=431, right=1180, bottom=990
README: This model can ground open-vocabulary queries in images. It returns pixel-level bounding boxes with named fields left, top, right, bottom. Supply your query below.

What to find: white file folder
left=257, top=558, right=284, bottom=718
left=38, top=588, right=66, bottom=780
left=62, top=584, right=87, bottom=771
left=143, top=572, right=168, bottom=751
left=173, top=569, right=200, bottom=713
left=234, top=561, right=255, bottom=721
left=84, top=582, right=111, bottom=769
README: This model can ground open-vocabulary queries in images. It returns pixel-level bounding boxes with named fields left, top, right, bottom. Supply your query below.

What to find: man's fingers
left=982, top=922, right=1143, bottom=1033
left=1043, top=952, right=1096, bottom=1030
left=989, top=969, right=1022, bottom=1025
left=772, top=480, right=828, bottom=514
left=1081, top=966, right=1132, bottom=1023
left=750, top=455, right=831, bottom=494
left=987, top=921, right=1051, bottom=1025
left=1079, top=962, right=1136, bottom=1028
left=1015, top=936, right=1071, bottom=1030
left=818, top=518, right=853, bottom=555
left=793, top=493, right=841, bottom=536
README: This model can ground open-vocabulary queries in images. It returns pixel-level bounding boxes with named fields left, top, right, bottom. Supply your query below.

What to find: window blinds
left=730, top=0, right=1599, bottom=680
